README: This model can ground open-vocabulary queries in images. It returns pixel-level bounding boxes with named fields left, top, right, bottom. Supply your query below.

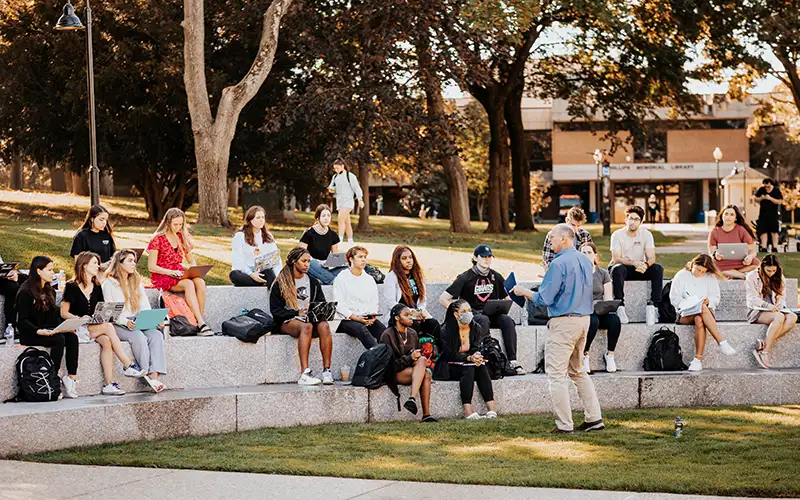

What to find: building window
left=633, top=127, right=667, bottom=163
left=526, top=130, right=552, bottom=171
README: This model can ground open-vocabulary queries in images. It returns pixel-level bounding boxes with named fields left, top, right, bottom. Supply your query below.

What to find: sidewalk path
left=1, top=461, right=791, bottom=500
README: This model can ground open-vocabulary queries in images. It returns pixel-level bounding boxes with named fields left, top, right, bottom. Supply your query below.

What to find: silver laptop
left=88, top=302, right=125, bottom=325
left=717, top=243, right=748, bottom=260
left=323, top=252, right=347, bottom=268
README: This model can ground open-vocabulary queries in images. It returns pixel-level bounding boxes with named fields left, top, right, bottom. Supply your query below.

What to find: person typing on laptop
left=299, top=204, right=347, bottom=285
left=708, top=205, right=760, bottom=280
left=439, top=244, right=524, bottom=375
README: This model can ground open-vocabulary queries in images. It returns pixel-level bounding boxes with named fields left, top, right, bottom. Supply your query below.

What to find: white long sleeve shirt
left=101, top=277, right=152, bottom=326
left=745, top=270, right=786, bottom=310
left=333, top=269, right=379, bottom=320
left=230, top=231, right=282, bottom=276
left=669, top=269, right=721, bottom=312
left=382, top=270, right=428, bottom=323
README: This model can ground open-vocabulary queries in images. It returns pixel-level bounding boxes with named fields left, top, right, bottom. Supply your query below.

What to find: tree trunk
left=10, top=151, right=24, bottom=191
left=357, top=163, right=371, bottom=231
left=65, top=169, right=74, bottom=192
left=506, top=83, right=534, bottom=231
left=71, top=171, right=89, bottom=196
left=227, top=179, right=239, bottom=207
left=477, top=197, right=485, bottom=222
left=194, top=131, right=233, bottom=226
left=481, top=100, right=511, bottom=233
left=50, top=164, right=67, bottom=192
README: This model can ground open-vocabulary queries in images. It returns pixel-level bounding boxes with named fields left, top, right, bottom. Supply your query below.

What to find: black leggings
left=610, top=263, right=664, bottom=304
left=0, top=277, right=20, bottom=328
left=586, top=313, right=622, bottom=353
left=337, top=319, right=386, bottom=349
left=412, top=318, right=441, bottom=342
left=473, top=312, right=517, bottom=361
left=21, top=332, right=79, bottom=376
left=229, top=269, right=276, bottom=287
left=448, top=363, right=494, bottom=405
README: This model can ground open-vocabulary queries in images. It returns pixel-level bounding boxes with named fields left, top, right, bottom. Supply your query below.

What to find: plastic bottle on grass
left=674, top=416, right=684, bottom=438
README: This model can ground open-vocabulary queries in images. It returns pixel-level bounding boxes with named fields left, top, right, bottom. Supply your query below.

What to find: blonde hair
left=108, top=249, right=143, bottom=313
left=154, top=208, right=193, bottom=257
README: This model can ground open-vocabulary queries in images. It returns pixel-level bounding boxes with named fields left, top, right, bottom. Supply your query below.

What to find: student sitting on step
left=380, top=303, right=437, bottom=422
left=61, top=251, right=145, bottom=396
left=0, top=252, right=27, bottom=339
left=746, top=254, right=797, bottom=369
left=17, top=256, right=80, bottom=398
left=333, top=246, right=385, bottom=348
left=433, top=299, right=497, bottom=420
left=609, top=205, right=664, bottom=324
left=439, top=244, right=524, bottom=375
left=103, top=249, right=168, bottom=393
left=542, top=206, right=592, bottom=271
left=146, top=208, right=212, bottom=335
left=299, top=204, right=346, bottom=285
left=70, top=204, right=116, bottom=268
left=579, top=243, right=621, bottom=374
left=670, top=254, right=737, bottom=372
left=709, top=205, right=760, bottom=280
left=383, top=245, right=441, bottom=342
left=270, top=247, right=333, bottom=386
left=230, top=205, right=282, bottom=288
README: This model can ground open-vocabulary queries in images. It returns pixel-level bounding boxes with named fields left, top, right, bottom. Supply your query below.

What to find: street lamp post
left=55, top=0, right=100, bottom=206
left=593, top=149, right=603, bottom=224
left=713, top=147, right=723, bottom=212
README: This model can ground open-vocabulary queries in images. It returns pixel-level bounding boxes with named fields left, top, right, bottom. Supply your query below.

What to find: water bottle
left=674, top=416, right=684, bottom=438
left=57, top=270, right=66, bottom=291
left=646, top=301, right=657, bottom=326
left=4, top=325, right=14, bottom=347
left=340, top=360, right=351, bottom=382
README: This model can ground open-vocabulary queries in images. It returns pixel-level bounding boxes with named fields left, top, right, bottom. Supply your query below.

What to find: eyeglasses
left=627, top=216, right=641, bottom=222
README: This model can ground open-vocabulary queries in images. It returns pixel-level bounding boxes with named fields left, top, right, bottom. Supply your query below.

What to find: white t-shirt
left=610, top=227, right=655, bottom=263
left=295, top=274, right=311, bottom=311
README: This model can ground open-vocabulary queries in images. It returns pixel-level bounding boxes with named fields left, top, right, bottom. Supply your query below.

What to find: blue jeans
left=308, top=259, right=346, bottom=285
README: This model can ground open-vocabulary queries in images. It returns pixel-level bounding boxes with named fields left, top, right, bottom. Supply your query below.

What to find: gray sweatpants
left=113, top=325, right=167, bottom=375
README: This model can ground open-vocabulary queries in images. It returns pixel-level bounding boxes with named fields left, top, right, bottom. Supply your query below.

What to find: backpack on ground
left=169, top=315, right=200, bottom=337
left=351, top=344, right=401, bottom=410
left=364, top=264, right=385, bottom=284
left=161, top=291, right=197, bottom=326
left=657, top=282, right=677, bottom=324
left=4, top=347, right=61, bottom=403
left=477, top=336, right=516, bottom=380
left=418, top=335, right=439, bottom=371
left=222, top=308, right=273, bottom=343
left=643, top=326, right=687, bottom=371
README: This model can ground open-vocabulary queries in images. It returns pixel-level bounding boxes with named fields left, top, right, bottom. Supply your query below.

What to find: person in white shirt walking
left=327, top=158, right=364, bottom=243
left=333, top=246, right=384, bottom=348
left=609, top=205, right=664, bottom=324
left=669, top=254, right=737, bottom=371
left=230, top=205, right=282, bottom=287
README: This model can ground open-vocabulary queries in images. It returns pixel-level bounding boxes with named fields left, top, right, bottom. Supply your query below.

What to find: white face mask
left=458, top=312, right=473, bottom=325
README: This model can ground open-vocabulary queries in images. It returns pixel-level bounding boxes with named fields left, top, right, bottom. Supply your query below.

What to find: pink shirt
left=709, top=225, right=759, bottom=271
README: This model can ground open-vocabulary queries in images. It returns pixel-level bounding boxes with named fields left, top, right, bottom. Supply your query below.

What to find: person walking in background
left=230, top=205, right=281, bottom=287
left=542, top=206, right=592, bottom=271
left=709, top=205, right=760, bottom=279
left=755, top=178, right=783, bottom=252
left=299, top=204, right=346, bottom=285
left=70, top=205, right=116, bottom=266
left=512, top=224, right=602, bottom=433
left=746, top=254, right=797, bottom=369
left=327, top=158, right=364, bottom=243
left=670, top=254, right=737, bottom=372
left=647, top=194, right=660, bottom=225
left=609, top=205, right=664, bottom=324
left=374, top=195, right=384, bottom=216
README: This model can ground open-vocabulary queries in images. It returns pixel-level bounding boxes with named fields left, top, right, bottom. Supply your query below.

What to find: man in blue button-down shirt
left=512, top=224, right=603, bottom=433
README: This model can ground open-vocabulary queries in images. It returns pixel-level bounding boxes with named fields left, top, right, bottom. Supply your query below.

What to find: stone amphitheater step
left=2, top=368, right=799, bottom=457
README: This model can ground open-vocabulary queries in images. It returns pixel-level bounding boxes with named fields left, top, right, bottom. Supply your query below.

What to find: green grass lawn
left=20, top=406, right=800, bottom=498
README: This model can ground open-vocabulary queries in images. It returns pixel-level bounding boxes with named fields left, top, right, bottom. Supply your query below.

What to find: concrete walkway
left=0, top=461, right=792, bottom=500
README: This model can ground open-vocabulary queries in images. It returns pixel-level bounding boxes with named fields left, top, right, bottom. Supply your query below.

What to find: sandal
left=198, top=324, right=213, bottom=336
left=756, top=339, right=765, bottom=352
left=403, top=397, right=418, bottom=415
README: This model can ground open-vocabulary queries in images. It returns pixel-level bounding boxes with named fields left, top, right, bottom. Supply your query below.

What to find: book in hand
left=753, top=306, right=800, bottom=313
left=677, top=295, right=704, bottom=317
left=504, top=272, right=526, bottom=308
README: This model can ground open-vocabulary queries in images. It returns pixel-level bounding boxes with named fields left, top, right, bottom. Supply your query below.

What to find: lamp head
left=713, top=147, right=723, bottom=162
left=55, top=1, right=84, bottom=31
left=592, top=149, right=603, bottom=163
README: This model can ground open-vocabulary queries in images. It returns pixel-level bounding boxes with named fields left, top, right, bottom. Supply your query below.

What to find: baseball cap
left=473, top=244, right=493, bottom=257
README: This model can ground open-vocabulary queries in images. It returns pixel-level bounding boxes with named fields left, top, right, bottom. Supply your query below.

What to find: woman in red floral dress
left=146, top=208, right=212, bottom=334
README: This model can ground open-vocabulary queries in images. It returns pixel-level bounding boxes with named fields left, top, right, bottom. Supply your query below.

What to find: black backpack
left=364, top=264, right=385, bottom=284
left=657, top=282, right=677, bottom=324
left=169, top=316, right=200, bottom=337
left=222, top=308, right=273, bottom=343
left=5, top=347, right=61, bottom=402
left=478, top=336, right=517, bottom=380
left=351, top=344, right=401, bottom=409
left=643, top=327, right=687, bottom=371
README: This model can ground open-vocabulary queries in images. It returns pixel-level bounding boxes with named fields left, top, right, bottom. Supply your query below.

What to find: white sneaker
left=298, top=368, right=322, bottom=386
left=62, top=375, right=79, bottom=399
left=719, top=340, right=737, bottom=356
left=509, top=360, right=525, bottom=375
left=582, top=355, right=591, bottom=374
left=347, top=238, right=355, bottom=244
left=484, top=411, right=498, bottom=419
left=123, top=363, right=146, bottom=378
left=616, top=306, right=630, bottom=324
left=604, top=353, right=617, bottom=373
left=102, top=382, right=126, bottom=396
left=322, top=370, right=334, bottom=385
left=465, top=412, right=484, bottom=420
left=687, top=358, right=703, bottom=372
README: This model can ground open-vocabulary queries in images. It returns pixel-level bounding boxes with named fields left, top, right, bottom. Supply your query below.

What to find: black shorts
left=758, top=218, right=780, bottom=235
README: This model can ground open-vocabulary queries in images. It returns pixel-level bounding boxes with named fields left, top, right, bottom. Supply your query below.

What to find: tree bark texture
left=50, top=164, right=67, bottom=192
left=227, top=179, right=239, bottom=207
left=10, top=151, right=23, bottom=191
left=182, top=0, right=292, bottom=227
left=357, top=163, right=371, bottom=231
left=474, top=92, right=511, bottom=234
left=71, top=171, right=89, bottom=196
left=506, top=83, right=534, bottom=231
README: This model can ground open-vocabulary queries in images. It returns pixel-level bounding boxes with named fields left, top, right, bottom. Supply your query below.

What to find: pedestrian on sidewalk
left=511, top=224, right=603, bottom=433
left=755, top=178, right=783, bottom=252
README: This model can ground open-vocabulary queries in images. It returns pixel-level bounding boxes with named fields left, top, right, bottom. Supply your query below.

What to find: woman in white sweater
left=333, top=246, right=384, bottom=348
left=327, top=158, right=364, bottom=243
left=383, top=245, right=440, bottom=341
left=670, top=253, right=736, bottom=371
left=746, top=254, right=797, bottom=368
left=230, top=205, right=282, bottom=287
left=102, top=249, right=167, bottom=392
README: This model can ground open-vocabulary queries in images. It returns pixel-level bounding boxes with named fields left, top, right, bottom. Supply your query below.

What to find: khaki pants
left=545, top=316, right=602, bottom=430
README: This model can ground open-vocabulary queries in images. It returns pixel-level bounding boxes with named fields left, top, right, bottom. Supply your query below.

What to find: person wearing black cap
left=439, top=244, right=524, bottom=375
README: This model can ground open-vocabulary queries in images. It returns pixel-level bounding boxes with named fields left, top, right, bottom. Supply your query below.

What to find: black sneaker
left=421, top=415, right=438, bottom=423
left=403, top=397, right=418, bottom=415
left=576, top=419, right=605, bottom=432
left=549, top=427, right=573, bottom=434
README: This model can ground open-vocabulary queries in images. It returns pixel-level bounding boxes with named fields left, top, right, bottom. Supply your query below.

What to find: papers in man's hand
left=677, top=295, right=704, bottom=317
left=504, top=272, right=525, bottom=308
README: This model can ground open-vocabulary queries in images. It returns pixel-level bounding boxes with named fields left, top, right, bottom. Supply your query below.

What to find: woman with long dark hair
left=70, top=204, right=116, bottom=264
left=433, top=299, right=496, bottom=419
left=270, top=247, right=333, bottom=385
left=380, top=303, right=436, bottom=421
left=670, top=254, right=737, bottom=372
left=16, top=256, right=80, bottom=398
left=383, top=246, right=440, bottom=341
left=709, top=204, right=760, bottom=279
left=299, top=204, right=346, bottom=285
left=230, top=205, right=281, bottom=287
left=746, top=254, right=797, bottom=368
left=579, top=242, right=621, bottom=374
